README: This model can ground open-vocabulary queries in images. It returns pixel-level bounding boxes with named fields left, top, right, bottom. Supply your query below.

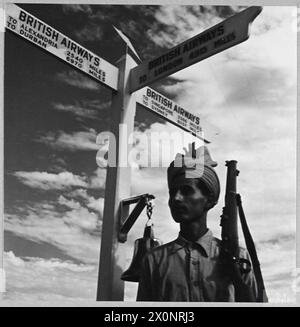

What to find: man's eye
left=169, top=186, right=194, bottom=197
left=180, top=185, right=194, bottom=195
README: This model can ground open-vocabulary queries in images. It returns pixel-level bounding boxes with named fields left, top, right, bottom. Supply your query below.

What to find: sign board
left=130, top=6, right=262, bottom=93
left=136, top=87, right=208, bottom=142
left=5, top=4, right=119, bottom=91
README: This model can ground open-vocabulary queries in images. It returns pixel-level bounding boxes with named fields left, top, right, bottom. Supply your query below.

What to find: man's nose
left=173, top=190, right=184, bottom=202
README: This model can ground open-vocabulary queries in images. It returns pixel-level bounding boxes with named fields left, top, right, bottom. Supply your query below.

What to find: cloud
left=68, top=188, right=93, bottom=200
left=52, top=104, right=95, bottom=121
left=88, top=168, right=107, bottom=190
left=59, top=190, right=105, bottom=215
left=7, top=168, right=107, bottom=264
left=56, top=70, right=100, bottom=91
left=5, top=199, right=101, bottom=264
left=52, top=100, right=110, bottom=122
left=145, top=5, right=244, bottom=50
left=62, top=204, right=100, bottom=232
left=36, top=129, right=99, bottom=152
left=47, top=156, right=68, bottom=173
left=4, top=250, right=140, bottom=303
left=4, top=251, right=97, bottom=302
left=74, top=22, right=104, bottom=42
left=62, top=4, right=93, bottom=15
left=86, top=196, right=104, bottom=214
left=251, top=6, right=297, bottom=36
left=58, top=195, right=82, bottom=210
left=12, top=166, right=106, bottom=192
left=257, top=235, right=296, bottom=303
left=13, top=171, right=88, bottom=190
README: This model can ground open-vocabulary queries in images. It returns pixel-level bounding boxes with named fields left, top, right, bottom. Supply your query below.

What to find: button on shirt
left=136, top=229, right=257, bottom=302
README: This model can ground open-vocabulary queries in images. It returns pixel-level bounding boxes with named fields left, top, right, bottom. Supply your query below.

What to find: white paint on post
left=130, top=6, right=262, bottom=93
left=5, top=4, right=119, bottom=91
left=97, top=54, right=137, bottom=301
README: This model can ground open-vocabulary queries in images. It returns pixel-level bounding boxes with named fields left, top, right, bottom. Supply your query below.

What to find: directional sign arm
left=130, top=6, right=262, bottom=93
left=136, top=86, right=210, bottom=143
left=5, top=4, right=119, bottom=91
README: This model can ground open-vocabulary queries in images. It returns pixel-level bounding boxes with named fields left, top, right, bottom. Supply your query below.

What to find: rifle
left=220, top=160, right=268, bottom=302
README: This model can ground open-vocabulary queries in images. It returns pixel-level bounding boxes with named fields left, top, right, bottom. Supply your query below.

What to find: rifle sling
left=236, top=194, right=268, bottom=303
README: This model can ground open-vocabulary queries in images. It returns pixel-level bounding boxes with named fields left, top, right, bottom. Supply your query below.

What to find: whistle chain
left=146, top=200, right=153, bottom=221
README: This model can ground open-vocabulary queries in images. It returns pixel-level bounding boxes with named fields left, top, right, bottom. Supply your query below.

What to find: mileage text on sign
left=136, top=87, right=203, bottom=140
left=5, top=4, right=119, bottom=91
left=130, top=6, right=262, bottom=92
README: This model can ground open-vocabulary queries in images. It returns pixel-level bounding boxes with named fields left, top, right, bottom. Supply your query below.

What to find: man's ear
left=204, top=194, right=215, bottom=210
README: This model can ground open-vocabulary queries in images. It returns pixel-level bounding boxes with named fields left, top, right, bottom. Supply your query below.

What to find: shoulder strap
left=236, top=194, right=268, bottom=303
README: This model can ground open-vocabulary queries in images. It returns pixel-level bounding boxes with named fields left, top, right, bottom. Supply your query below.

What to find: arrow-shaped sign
left=136, top=86, right=209, bottom=143
left=130, top=6, right=262, bottom=93
left=5, top=4, right=119, bottom=91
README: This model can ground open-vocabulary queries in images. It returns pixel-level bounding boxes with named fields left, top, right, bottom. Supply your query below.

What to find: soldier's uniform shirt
left=136, top=229, right=257, bottom=302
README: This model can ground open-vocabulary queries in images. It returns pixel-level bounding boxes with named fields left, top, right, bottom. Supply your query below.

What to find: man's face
left=168, top=176, right=208, bottom=223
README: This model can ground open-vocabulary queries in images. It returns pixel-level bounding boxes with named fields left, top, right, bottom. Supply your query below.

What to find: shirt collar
left=173, top=229, right=213, bottom=257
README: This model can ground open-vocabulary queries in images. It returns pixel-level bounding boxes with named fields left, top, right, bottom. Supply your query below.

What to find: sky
left=2, top=3, right=297, bottom=303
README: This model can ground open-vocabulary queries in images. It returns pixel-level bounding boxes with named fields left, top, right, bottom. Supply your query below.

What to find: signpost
left=130, top=6, right=262, bottom=93
left=97, top=54, right=137, bottom=301
left=136, top=86, right=207, bottom=142
left=3, top=4, right=263, bottom=301
left=5, top=4, right=119, bottom=91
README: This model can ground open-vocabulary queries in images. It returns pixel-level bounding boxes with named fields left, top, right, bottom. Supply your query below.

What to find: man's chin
left=172, top=214, right=191, bottom=223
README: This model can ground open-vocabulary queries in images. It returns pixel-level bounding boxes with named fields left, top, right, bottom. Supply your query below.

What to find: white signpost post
left=2, top=4, right=262, bottom=301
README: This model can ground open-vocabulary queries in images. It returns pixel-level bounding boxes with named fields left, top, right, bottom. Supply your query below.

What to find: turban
left=167, top=145, right=220, bottom=207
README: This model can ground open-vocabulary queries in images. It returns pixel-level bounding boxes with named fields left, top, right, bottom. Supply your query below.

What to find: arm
left=232, top=270, right=256, bottom=302
left=231, top=250, right=258, bottom=302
